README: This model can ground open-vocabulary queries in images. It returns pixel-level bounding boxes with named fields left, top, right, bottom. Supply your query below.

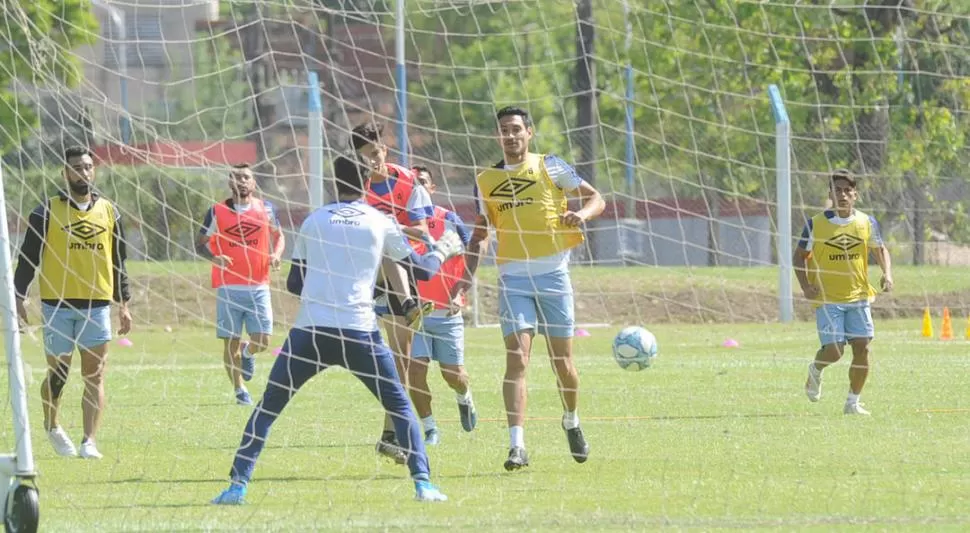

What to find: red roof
left=92, top=141, right=257, bottom=167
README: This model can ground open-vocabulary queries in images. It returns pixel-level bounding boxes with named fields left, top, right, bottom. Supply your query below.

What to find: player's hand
left=15, top=298, right=28, bottom=332
left=560, top=211, right=586, bottom=227
left=881, top=274, right=894, bottom=293
left=434, top=230, right=464, bottom=260
left=447, top=288, right=466, bottom=316
left=271, top=254, right=282, bottom=271
left=802, top=284, right=820, bottom=300
left=213, top=255, right=234, bottom=269
left=118, top=305, right=132, bottom=335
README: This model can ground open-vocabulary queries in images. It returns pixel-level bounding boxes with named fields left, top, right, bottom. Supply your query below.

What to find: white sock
left=562, top=411, right=580, bottom=430
left=421, top=415, right=436, bottom=432
left=846, top=392, right=860, bottom=405
left=509, top=426, right=525, bottom=449
left=241, top=343, right=252, bottom=358
left=235, top=386, right=247, bottom=395
left=456, top=390, right=472, bottom=405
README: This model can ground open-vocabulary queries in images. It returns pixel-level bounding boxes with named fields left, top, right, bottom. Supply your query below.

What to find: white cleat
left=79, top=440, right=103, bottom=459
left=47, top=427, right=77, bottom=457
left=843, top=402, right=871, bottom=416
left=805, top=363, right=822, bottom=402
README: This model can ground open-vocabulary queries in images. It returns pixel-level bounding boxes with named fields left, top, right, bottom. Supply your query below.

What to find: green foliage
left=0, top=1, right=97, bottom=153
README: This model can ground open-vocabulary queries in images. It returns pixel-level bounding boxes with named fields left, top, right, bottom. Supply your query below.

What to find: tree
left=0, top=1, right=97, bottom=154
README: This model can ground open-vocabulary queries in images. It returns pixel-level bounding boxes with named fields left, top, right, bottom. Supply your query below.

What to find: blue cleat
left=240, top=342, right=255, bottom=382
left=414, top=480, right=448, bottom=502
left=211, top=483, right=247, bottom=505
left=424, top=428, right=440, bottom=446
left=458, top=401, right=477, bottom=432
left=236, top=390, right=253, bottom=406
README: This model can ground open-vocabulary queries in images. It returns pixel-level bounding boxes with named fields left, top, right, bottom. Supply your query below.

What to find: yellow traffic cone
left=921, top=307, right=933, bottom=338
left=941, top=307, right=954, bottom=340
left=965, top=314, right=970, bottom=340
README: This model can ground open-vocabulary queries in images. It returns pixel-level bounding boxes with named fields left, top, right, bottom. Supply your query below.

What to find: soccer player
left=13, top=145, right=133, bottom=460
left=195, top=164, right=285, bottom=406
left=796, top=169, right=893, bottom=416
left=407, top=166, right=478, bottom=444
left=210, top=155, right=461, bottom=505
left=351, top=122, right=435, bottom=462
left=463, top=106, right=605, bottom=471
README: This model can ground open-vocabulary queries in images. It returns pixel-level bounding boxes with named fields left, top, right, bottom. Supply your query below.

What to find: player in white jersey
left=210, top=156, right=463, bottom=505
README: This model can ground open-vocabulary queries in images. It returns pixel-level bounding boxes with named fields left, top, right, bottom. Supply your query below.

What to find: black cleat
left=503, top=446, right=529, bottom=471
left=565, top=426, right=589, bottom=463
left=376, top=434, right=407, bottom=465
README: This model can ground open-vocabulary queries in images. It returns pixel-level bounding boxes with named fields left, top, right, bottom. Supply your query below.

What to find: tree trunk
left=574, top=0, right=597, bottom=262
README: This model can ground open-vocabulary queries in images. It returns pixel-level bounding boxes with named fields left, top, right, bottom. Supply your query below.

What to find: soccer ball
left=612, top=326, right=658, bottom=371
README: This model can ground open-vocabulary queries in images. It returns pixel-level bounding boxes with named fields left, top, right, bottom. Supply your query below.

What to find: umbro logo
left=489, top=177, right=536, bottom=199
left=223, top=221, right=262, bottom=239
left=824, top=233, right=863, bottom=251
left=63, top=220, right=107, bottom=241
left=331, top=206, right=367, bottom=218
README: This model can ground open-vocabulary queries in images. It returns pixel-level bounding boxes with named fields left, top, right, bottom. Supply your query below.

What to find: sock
left=235, top=386, right=247, bottom=395
left=421, top=415, right=437, bottom=432
left=846, top=392, right=860, bottom=405
left=456, top=390, right=473, bottom=405
left=810, top=362, right=821, bottom=375
left=412, top=473, right=430, bottom=483
left=241, top=343, right=252, bottom=358
left=562, top=411, right=580, bottom=430
left=509, top=426, right=525, bottom=449
left=381, top=430, right=396, bottom=442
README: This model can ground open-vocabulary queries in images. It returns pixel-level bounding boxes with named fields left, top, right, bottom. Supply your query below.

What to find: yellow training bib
left=39, top=196, right=116, bottom=301
left=807, top=210, right=878, bottom=304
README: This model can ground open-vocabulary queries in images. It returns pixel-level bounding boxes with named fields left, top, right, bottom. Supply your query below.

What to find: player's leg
left=806, top=304, right=846, bottom=402
left=213, top=327, right=324, bottom=505
left=344, top=330, right=446, bottom=502
left=433, top=315, right=476, bottom=432
left=499, top=274, right=538, bottom=470
left=406, top=324, right=437, bottom=445
left=240, top=287, right=273, bottom=381
left=535, top=270, right=587, bottom=463
left=843, top=303, right=875, bottom=415
left=216, top=287, right=250, bottom=404
left=374, top=274, right=419, bottom=463
left=75, top=305, right=113, bottom=459
left=39, top=303, right=77, bottom=456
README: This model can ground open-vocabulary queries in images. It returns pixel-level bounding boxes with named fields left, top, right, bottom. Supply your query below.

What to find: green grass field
left=5, top=317, right=969, bottom=530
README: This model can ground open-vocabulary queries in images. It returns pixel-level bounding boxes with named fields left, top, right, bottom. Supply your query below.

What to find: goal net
left=1, top=0, right=969, bottom=529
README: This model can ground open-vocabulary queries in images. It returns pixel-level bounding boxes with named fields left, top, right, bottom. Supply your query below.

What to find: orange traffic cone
left=921, top=307, right=933, bottom=338
left=941, top=307, right=954, bottom=340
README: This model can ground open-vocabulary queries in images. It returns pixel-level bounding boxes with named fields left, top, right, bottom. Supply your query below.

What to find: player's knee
left=47, top=370, right=67, bottom=400
left=442, top=367, right=467, bottom=390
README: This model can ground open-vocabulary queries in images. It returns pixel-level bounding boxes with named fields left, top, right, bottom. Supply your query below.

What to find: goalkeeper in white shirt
left=211, top=156, right=463, bottom=505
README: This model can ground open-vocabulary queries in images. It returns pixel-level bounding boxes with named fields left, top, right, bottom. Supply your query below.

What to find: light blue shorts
left=499, top=270, right=575, bottom=338
left=412, top=314, right=464, bottom=366
left=815, top=302, right=874, bottom=347
left=216, top=287, right=273, bottom=339
left=41, top=303, right=112, bottom=356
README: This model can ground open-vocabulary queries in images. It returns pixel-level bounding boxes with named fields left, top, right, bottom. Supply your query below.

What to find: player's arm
left=12, top=204, right=47, bottom=327
left=286, top=222, right=308, bottom=296
left=793, top=220, right=818, bottom=300
left=267, top=201, right=286, bottom=269
left=546, top=155, right=605, bottom=227
left=869, top=215, right=893, bottom=292
left=402, top=183, right=434, bottom=241
left=460, top=183, right=490, bottom=288
left=195, top=207, right=232, bottom=268
left=383, top=221, right=462, bottom=282
left=111, top=207, right=132, bottom=335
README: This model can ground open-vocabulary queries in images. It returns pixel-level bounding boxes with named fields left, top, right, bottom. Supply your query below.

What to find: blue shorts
left=216, top=287, right=273, bottom=339
left=412, top=314, right=464, bottom=366
left=815, top=302, right=874, bottom=347
left=41, top=303, right=112, bottom=356
left=499, top=270, right=575, bottom=338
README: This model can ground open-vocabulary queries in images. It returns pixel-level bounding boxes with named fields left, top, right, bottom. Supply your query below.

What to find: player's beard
left=68, top=180, right=91, bottom=196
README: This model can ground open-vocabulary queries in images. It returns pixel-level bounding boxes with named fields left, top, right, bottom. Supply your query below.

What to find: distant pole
left=623, top=0, right=635, bottom=218
left=307, top=72, right=324, bottom=209
left=768, top=85, right=793, bottom=323
left=92, top=0, right=130, bottom=144
left=395, top=0, right=408, bottom=167
left=575, top=0, right=597, bottom=261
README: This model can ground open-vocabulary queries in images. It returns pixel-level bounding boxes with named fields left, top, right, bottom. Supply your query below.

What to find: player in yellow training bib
left=464, top=106, right=605, bottom=471
left=794, top=170, right=893, bottom=416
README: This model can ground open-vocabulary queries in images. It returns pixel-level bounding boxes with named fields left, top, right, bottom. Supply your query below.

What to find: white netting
left=1, top=0, right=970, bottom=529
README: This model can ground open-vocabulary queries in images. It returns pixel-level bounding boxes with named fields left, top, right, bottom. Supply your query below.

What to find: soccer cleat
left=805, top=363, right=822, bottom=402
left=844, top=402, right=871, bottom=416
left=47, top=426, right=77, bottom=457
left=235, top=390, right=254, bottom=406
left=503, top=447, right=529, bottom=471
left=564, top=426, right=589, bottom=463
left=458, top=401, right=477, bottom=432
left=79, top=440, right=103, bottom=459
left=414, top=480, right=448, bottom=502
left=424, top=428, right=440, bottom=446
left=211, top=483, right=247, bottom=505
left=403, top=300, right=435, bottom=331
left=240, top=342, right=255, bottom=382
left=375, top=438, right=407, bottom=465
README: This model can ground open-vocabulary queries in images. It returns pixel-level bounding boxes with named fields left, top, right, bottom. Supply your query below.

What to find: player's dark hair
left=496, top=106, right=532, bottom=127
left=830, top=168, right=856, bottom=189
left=412, top=165, right=432, bottom=182
left=350, top=122, right=384, bottom=152
left=333, top=155, right=366, bottom=196
left=64, top=145, right=92, bottom=163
